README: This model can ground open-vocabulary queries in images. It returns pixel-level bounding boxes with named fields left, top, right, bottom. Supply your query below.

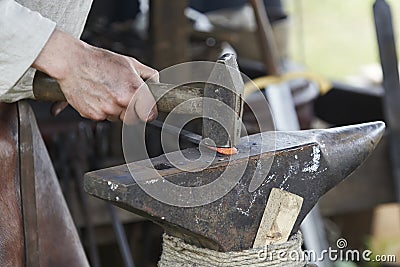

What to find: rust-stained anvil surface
left=84, top=122, right=384, bottom=252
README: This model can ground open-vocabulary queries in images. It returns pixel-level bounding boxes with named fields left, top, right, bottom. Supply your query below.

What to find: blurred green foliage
left=285, top=0, right=400, bottom=80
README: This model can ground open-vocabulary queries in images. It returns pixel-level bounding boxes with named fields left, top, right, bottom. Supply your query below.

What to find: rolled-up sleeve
left=0, top=0, right=55, bottom=101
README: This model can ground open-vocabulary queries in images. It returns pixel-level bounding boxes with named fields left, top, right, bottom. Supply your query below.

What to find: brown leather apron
left=0, top=101, right=89, bottom=267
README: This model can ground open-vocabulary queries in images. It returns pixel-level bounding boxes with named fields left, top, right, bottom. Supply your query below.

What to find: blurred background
left=286, top=0, right=400, bottom=83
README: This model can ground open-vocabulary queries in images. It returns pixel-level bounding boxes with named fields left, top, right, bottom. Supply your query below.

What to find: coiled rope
left=158, top=232, right=306, bottom=267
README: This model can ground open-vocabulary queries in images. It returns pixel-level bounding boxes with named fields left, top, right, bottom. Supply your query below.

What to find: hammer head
left=202, top=53, right=244, bottom=148
left=84, top=121, right=384, bottom=252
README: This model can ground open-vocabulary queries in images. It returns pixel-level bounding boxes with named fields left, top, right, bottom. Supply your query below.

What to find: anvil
left=83, top=121, right=385, bottom=252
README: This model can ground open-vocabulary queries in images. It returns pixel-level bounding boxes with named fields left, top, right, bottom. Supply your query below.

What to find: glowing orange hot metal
left=208, top=146, right=238, bottom=155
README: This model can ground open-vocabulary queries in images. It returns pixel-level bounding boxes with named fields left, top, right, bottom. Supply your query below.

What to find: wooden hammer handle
left=33, top=71, right=204, bottom=114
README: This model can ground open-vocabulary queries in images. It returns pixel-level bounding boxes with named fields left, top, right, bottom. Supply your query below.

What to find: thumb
left=133, top=83, right=158, bottom=122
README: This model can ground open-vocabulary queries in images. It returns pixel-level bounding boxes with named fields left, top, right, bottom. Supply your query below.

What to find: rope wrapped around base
left=158, top=232, right=306, bottom=267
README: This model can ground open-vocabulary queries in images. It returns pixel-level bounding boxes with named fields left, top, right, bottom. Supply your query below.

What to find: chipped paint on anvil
left=302, top=146, right=321, bottom=173
left=107, top=181, right=119, bottom=191
left=236, top=207, right=249, bottom=216
left=255, top=159, right=262, bottom=170
left=265, top=174, right=276, bottom=184
left=279, top=163, right=299, bottom=189
left=279, top=175, right=290, bottom=189
left=236, top=190, right=262, bottom=216
left=144, top=178, right=159, bottom=185
left=234, top=181, right=264, bottom=216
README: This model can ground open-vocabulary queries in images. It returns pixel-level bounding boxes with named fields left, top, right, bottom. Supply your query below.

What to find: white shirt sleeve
left=0, top=0, right=56, bottom=102
left=0, top=0, right=93, bottom=102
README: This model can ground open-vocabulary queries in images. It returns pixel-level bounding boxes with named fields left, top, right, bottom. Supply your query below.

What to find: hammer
left=84, top=121, right=385, bottom=252
left=32, top=54, right=244, bottom=149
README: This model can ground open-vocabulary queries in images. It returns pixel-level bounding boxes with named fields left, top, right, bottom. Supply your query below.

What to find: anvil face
left=84, top=122, right=384, bottom=252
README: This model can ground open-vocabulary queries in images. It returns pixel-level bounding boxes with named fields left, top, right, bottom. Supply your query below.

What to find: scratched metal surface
left=84, top=122, right=384, bottom=251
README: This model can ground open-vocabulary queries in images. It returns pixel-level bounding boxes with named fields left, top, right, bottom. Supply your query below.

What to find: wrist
left=32, top=29, right=87, bottom=81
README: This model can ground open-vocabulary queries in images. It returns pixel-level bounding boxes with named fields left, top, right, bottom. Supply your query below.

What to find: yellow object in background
left=244, top=72, right=332, bottom=98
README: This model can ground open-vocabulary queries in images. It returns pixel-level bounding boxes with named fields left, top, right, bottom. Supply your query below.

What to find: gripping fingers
left=120, top=107, right=139, bottom=125
left=132, top=83, right=158, bottom=122
left=132, top=59, right=159, bottom=83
